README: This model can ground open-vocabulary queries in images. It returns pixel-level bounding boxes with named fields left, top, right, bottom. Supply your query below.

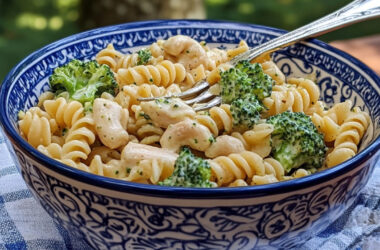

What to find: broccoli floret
left=220, top=67, right=252, bottom=104
left=137, top=49, right=151, bottom=65
left=159, top=147, right=214, bottom=188
left=49, top=59, right=117, bottom=105
left=235, top=60, right=273, bottom=100
left=219, top=60, right=273, bottom=130
left=267, top=111, right=327, bottom=173
left=220, top=60, right=273, bottom=103
left=230, top=95, right=263, bottom=131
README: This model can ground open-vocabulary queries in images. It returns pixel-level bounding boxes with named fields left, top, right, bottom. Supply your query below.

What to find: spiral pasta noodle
left=209, top=151, right=285, bottom=187
left=122, top=158, right=175, bottom=184
left=311, top=113, right=340, bottom=142
left=61, top=115, right=96, bottom=161
left=231, top=123, right=274, bottom=157
left=95, top=44, right=124, bottom=71
left=85, top=146, right=121, bottom=165
left=326, top=107, right=370, bottom=167
left=116, top=60, right=187, bottom=87
left=115, top=83, right=181, bottom=112
left=261, top=61, right=285, bottom=85
left=195, top=104, right=233, bottom=136
left=128, top=105, right=164, bottom=145
left=263, top=77, right=321, bottom=116
left=183, top=64, right=208, bottom=89
left=96, top=44, right=164, bottom=72
left=86, top=155, right=124, bottom=178
left=43, top=97, right=84, bottom=129
left=37, top=143, right=63, bottom=159
left=18, top=107, right=55, bottom=147
left=149, top=41, right=165, bottom=58
left=226, top=40, right=249, bottom=59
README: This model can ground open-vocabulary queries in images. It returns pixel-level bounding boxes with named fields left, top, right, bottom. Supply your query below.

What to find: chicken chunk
left=140, top=98, right=195, bottom=128
left=121, top=142, right=178, bottom=167
left=93, top=98, right=129, bottom=149
left=160, top=119, right=212, bottom=152
left=205, top=135, right=245, bottom=158
left=163, top=35, right=210, bottom=70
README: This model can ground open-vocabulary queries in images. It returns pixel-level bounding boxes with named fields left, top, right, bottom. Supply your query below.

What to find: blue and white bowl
left=0, top=20, right=379, bottom=249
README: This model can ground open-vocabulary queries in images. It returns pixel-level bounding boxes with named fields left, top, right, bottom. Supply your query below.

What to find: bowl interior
left=1, top=20, right=379, bottom=189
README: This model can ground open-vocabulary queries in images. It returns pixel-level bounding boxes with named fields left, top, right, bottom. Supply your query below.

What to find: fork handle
left=231, top=0, right=380, bottom=63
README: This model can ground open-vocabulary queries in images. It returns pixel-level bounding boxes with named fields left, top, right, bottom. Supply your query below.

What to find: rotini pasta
left=85, top=146, right=121, bottom=165
left=96, top=44, right=164, bottom=72
left=61, top=115, right=96, bottom=161
left=18, top=108, right=55, bottom=147
left=209, top=151, right=284, bottom=187
left=261, top=61, right=285, bottom=85
left=195, top=104, right=233, bottom=136
left=326, top=107, right=370, bottom=167
left=129, top=105, right=164, bottom=145
left=115, top=83, right=181, bottom=112
left=43, top=97, right=84, bottom=129
left=18, top=35, right=371, bottom=188
left=263, top=77, right=321, bottom=116
left=116, top=60, right=187, bottom=87
left=122, top=158, right=174, bottom=184
left=231, top=123, right=274, bottom=157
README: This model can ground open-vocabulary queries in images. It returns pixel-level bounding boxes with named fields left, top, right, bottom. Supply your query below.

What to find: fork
left=138, top=0, right=380, bottom=111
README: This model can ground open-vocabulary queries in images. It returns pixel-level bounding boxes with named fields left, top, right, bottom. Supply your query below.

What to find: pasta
left=122, top=158, right=174, bottom=184
left=96, top=44, right=163, bottom=72
left=115, top=83, right=181, bottom=112
left=43, top=97, right=84, bottom=129
left=263, top=77, right=321, bottom=116
left=116, top=60, right=187, bottom=87
left=129, top=105, right=164, bottom=145
left=209, top=151, right=284, bottom=186
left=61, top=115, right=96, bottom=161
left=231, top=123, right=274, bottom=157
left=18, top=108, right=55, bottom=147
left=326, top=106, right=370, bottom=167
left=195, top=104, right=233, bottom=136
left=18, top=35, right=371, bottom=188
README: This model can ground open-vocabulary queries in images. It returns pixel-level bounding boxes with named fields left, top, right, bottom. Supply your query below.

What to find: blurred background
left=1, top=0, right=380, bottom=82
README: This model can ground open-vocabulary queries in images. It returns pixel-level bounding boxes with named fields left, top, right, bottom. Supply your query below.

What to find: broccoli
left=159, top=147, right=214, bottom=188
left=137, top=49, right=152, bottom=65
left=220, top=67, right=252, bottom=104
left=219, top=60, right=273, bottom=131
left=230, top=95, right=263, bottom=132
left=220, top=60, right=273, bottom=103
left=267, top=111, right=327, bottom=173
left=49, top=59, right=117, bottom=106
left=235, top=60, right=273, bottom=101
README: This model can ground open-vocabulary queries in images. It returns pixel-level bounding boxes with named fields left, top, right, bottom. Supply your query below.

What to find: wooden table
left=330, top=35, right=380, bottom=75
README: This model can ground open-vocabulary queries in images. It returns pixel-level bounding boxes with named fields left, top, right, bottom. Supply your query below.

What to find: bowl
left=0, top=20, right=379, bottom=249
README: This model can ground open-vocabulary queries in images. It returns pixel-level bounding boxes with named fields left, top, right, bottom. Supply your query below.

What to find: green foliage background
left=1, top=0, right=379, bottom=82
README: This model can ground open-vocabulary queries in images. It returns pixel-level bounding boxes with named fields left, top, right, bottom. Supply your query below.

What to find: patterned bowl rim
left=1, top=19, right=379, bottom=199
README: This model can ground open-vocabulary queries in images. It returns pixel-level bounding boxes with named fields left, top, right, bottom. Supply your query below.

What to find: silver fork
left=138, top=0, right=380, bottom=111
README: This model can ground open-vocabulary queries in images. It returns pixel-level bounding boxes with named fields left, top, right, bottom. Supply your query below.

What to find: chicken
left=93, top=98, right=129, bottom=149
left=205, top=135, right=245, bottom=158
left=160, top=119, right=212, bottom=152
left=121, top=142, right=178, bottom=167
left=140, top=98, right=195, bottom=128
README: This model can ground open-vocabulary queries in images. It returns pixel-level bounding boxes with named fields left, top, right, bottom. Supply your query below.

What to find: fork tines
left=137, top=81, right=221, bottom=111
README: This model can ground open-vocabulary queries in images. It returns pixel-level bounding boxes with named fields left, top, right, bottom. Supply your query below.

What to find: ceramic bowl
left=0, top=20, right=379, bottom=249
